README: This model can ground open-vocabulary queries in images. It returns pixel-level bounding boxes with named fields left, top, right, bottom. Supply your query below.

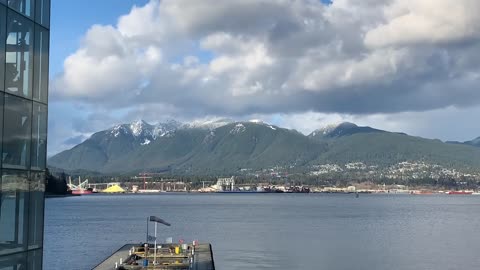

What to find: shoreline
left=45, top=193, right=81, bottom=198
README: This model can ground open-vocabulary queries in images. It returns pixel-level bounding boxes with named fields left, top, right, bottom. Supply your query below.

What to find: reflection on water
left=44, top=194, right=480, bottom=270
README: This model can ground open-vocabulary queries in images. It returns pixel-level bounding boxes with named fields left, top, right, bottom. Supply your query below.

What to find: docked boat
left=411, top=190, right=434, bottom=195
left=71, top=188, right=93, bottom=195
left=68, top=176, right=94, bottom=195
left=447, top=191, right=473, bottom=195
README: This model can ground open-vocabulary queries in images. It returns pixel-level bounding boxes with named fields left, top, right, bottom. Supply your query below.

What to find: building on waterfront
left=214, top=177, right=235, bottom=191
left=0, top=0, right=50, bottom=268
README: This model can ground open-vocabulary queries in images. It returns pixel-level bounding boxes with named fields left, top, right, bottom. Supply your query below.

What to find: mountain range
left=48, top=120, right=480, bottom=175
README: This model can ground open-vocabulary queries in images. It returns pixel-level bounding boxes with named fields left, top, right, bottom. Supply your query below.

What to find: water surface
left=44, top=193, right=480, bottom=269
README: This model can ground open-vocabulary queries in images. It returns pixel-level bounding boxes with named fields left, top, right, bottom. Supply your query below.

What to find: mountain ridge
left=48, top=119, right=480, bottom=176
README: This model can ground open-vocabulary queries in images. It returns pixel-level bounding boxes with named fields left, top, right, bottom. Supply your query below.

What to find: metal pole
left=154, top=222, right=157, bottom=264
left=146, top=217, right=149, bottom=243
left=143, top=173, right=146, bottom=190
left=145, top=217, right=149, bottom=267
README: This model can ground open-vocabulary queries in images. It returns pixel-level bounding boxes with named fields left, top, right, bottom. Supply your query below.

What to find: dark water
left=44, top=194, right=480, bottom=270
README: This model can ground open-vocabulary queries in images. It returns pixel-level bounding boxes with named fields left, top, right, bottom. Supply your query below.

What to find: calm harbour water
left=44, top=193, right=480, bottom=270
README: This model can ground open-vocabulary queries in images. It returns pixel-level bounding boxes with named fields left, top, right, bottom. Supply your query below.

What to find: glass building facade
left=0, top=0, right=50, bottom=269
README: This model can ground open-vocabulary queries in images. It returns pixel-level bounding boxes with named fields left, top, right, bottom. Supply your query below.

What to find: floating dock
left=93, top=243, right=215, bottom=270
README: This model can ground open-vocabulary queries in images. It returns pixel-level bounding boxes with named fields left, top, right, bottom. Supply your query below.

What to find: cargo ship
left=71, top=188, right=93, bottom=195
left=447, top=191, right=473, bottom=195
left=411, top=190, right=434, bottom=195
left=68, top=176, right=94, bottom=195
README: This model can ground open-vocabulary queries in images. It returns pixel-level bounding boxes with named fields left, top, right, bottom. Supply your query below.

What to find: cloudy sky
left=49, top=0, right=480, bottom=155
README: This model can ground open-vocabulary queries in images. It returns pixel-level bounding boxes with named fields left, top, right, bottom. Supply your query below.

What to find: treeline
left=48, top=169, right=480, bottom=190
left=45, top=169, right=69, bottom=195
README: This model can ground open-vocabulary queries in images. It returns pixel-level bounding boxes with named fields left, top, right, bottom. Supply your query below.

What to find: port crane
left=132, top=172, right=167, bottom=190
left=67, top=176, right=89, bottom=191
left=132, top=173, right=154, bottom=190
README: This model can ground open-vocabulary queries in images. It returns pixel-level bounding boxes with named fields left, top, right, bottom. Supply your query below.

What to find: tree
left=46, top=168, right=69, bottom=194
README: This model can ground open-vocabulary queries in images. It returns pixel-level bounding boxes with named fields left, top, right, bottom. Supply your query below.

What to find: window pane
left=34, top=0, right=49, bottom=28
left=28, top=172, right=44, bottom=249
left=27, top=249, right=43, bottom=270
left=0, top=252, right=27, bottom=269
left=2, top=94, right=32, bottom=169
left=0, top=0, right=6, bottom=6
left=0, top=170, right=29, bottom=256
left=5, top=11, right=33, bottom=99
left=31, top=102, right=46, bottom=170
left=0, top=93, right=3, bottom=167
left=8, top=0, right=34, bottom=18
left=33, top=25, right=48, bottom=103
left=0, top=5, right=5, bottom=91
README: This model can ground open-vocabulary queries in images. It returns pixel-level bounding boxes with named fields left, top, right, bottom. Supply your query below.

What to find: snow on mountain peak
left=248, top=119, right=263, bottom=124
left=111, top=125, right=125, bottom=137
left=310, top=122, right=357, bottom=137
left=230, top=123, right=246, bottom=134
left=319, top=123, right=341, bottom=135
left=153, top=120, right=182, bottom=138
left=130, top=120, right=148, bottom=136
left=109, top=120, right=181, bottom=141
left=188, top=118, right=233, bottom=130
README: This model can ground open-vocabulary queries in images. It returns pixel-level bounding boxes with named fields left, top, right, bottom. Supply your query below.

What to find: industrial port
left=64, top=176, right=480, bottom=196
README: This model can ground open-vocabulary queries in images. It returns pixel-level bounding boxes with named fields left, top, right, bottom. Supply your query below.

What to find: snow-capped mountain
left=109, top=119, right=182, bottom=143
left=186, top=118, right=233, bottom=130
left=309, top=122, right=383, bottom=139
left=49, top=119, right=480, bottom=176
left=153, top=120, right=183, bottom=138
left=230, top=123, right=246, bottom=134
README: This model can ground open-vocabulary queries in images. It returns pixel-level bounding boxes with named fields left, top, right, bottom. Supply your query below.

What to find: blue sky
left=50, top=0, right=332, bottom=75
left=50, top=0, right=148, bottom=75
left=49, top=0, right=149, bottom=154
left=48, top=0, right=480, bottom=156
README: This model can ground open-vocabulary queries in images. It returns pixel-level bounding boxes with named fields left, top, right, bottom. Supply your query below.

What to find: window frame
left=2, top=93, right=33, bottom=170
left=5, top=9, right=34, bottom=99
left=30, top=102, right=46, bottom=170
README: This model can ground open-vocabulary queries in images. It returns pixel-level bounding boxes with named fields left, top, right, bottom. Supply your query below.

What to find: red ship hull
left=447, top=191, right=473, bottom=195
left=71, top=189, right=93, bottom=195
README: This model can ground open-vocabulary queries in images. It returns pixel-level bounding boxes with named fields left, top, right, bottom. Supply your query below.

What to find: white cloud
left=365, top=0, right=480, bottom=48
left=53, top=0, right=480, bottom=114
left=49, top=0, right=480, bottom=153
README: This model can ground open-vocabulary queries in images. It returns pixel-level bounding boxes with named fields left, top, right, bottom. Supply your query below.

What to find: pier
left=93, top=243, right=215, bottom=270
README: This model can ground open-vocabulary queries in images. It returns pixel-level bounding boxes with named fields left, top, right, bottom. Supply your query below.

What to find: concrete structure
left=0, top=0, right=50, bottom=268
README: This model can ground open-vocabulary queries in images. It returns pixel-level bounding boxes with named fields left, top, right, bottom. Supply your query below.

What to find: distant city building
left=0, top=0, right=50, bottom=268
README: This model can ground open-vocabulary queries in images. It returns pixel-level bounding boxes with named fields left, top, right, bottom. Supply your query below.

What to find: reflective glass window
left=34, top=0, right=49, bottom=28
left=8, top=0, right=34, bottom=18
left=28, top=172, right=44, bottom=250
left=0, top=0, right=6, bottom=6
left=33, top=25, right=48, bottom=103
left=5, top=10, right=34, bottom=99
left=0, top=93, right=3, bottom=167
left=31, top=102, right=46, bottom=170
left=0, top=5, right=5, bottom=91
left=2, top=94, right=32, bottom=169
left=0, top=252, right=27, bottom=269
left=0, top=170, right=29, bottom=256
left=27, top=249, right=43, bottom=270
